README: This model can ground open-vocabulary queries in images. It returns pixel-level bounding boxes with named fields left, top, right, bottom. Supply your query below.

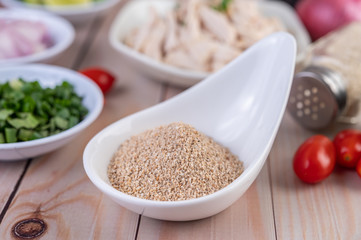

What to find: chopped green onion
left=0, top=79, right=88, bottom=143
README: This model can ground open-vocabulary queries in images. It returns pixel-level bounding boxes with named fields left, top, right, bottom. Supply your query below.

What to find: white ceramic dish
left=0, top=64, right=104, bottom=161
left=84, top=32, right=296, bottom=221
left=109, top=0, right=309, bottom=87
left=0, top=0, right=121, bottom=24
left=0, top=9, right=74, bottom=66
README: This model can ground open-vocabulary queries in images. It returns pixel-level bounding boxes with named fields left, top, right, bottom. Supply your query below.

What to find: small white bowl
left=0, top=64, right=104, bottom=161
left=84, top=32, right=296, bottom=221
left=0, top=9, right=74, bottom=66
left=109, top=0, right=310, bottom=87
left=1, top=0, right=121, bottom=24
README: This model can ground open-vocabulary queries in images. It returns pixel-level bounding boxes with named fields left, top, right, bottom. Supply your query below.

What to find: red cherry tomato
left=293, top=135, right=336, bottom=183
left=79, top=67, right=115, bottom=94
left=356, top=159, right=361, bottom=178
left=333, top=129, right=361, bottom=168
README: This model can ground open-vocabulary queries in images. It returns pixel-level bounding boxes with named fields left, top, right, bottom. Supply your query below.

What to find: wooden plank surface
left=137, top=163, right=276, bottom=240
left=1, top=1, right=361, bottom=239
left=270, top=113, right=361, bottom=240
left=0, top=5, right=98, bottom=232
left=0, top=1, right=159, bottom=239
left=0, top=112, right=140, bottom=239
left=0, top=161, right=27, bottom=219
left=0, top=4, right=93, bottom=220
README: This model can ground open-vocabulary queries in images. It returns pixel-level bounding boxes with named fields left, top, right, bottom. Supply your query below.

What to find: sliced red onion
left=0, top=19, right=52, bottom=60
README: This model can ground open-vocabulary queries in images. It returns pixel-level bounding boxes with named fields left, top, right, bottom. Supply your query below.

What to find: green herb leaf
left=0, top=79, right=88, bottom=143
left=5, top=128, right=17, bottom=143
left=54, top=116, right=69, bottom=130
left=213, top=0, right=232, bottom=12
left=18, top=129, right=34, bottom=141
left=7, top=113, right=39, bottom=129
left=0, top=133, right=5, bottom=143
left=0, top=109, right=14, bottom=120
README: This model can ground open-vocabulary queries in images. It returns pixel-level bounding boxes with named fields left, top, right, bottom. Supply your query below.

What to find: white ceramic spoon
left=83, top=32, right=296, bottom=221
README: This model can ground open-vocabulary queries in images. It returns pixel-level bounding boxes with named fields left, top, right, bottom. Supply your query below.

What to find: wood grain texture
left=270, top=113, right=361, bottom=240
left=0, top=8, right=98, bottom=230
left=0, top=114, right=139, bottom=239
left=0, top=3, right=96, bottom=218
left=0, top=1, right=165, bottom=239
left=2, top=0, right=361, bottom=239
left=0, top=162, right=27, bottom=213
left=53, top=19, right=97, bottom=69
left=137, top=163, right=276, bottom=240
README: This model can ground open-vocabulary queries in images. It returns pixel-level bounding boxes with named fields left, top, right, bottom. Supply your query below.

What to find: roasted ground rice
left=107, top=122, right=244, bottom=201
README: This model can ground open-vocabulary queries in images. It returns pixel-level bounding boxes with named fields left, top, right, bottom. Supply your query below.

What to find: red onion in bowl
left=296, top=0, right=361, bottom=40
left=0, top=19, right=52, bottom=60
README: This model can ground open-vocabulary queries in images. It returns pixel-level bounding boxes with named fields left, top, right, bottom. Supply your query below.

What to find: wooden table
left=1, top=2, right=361, bottom=239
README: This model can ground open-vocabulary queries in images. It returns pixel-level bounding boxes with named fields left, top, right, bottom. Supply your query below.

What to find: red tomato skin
left=293, top=135, right=336, bottom=184
left=333, top=129, right=361, bottom=168
left=79, top=67, right=115, bottom=94
left=356, top=159, right=361, bottom=178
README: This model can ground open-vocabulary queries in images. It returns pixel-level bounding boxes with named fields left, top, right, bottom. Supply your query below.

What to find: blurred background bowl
left=0, top=0, right=121, bottom=24
left=0, top=8, right=74, bottom=66
left=0, top=64, right=104, bottom=161
left=109, top=0, right=310, bottom=87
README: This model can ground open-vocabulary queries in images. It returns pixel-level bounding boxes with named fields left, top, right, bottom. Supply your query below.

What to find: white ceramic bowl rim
left=0, top=9, right=75, bottom=65
left=1, top=0, right=120, bottom=15
left=108, top=0, right=309, bottom=87
left=0, top=64, right=103, bottom=151
left=85, top=138, right=264, bottom=207
left=110, top=37, right=209, bottom=79
left=84, top=32, right=296, bottom=207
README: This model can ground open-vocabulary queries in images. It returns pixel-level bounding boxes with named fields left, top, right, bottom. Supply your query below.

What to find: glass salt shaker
left=287, top=22, right=361, bottom=130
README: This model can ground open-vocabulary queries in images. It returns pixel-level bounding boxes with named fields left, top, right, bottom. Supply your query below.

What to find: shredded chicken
left=124, top=8, right=158, bottom=51
left=199, top=4, right=237, bottom=44
left=165, top=48, right=201, bottom=71
left=123, top=0, right=284, bottom=73
left=164, top=12, right=179, bottom=52
left=142, top=18, right=166, bottom=61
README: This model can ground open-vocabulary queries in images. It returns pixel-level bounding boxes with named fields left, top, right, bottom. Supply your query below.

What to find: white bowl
left=109, top=0, right=309, bottom=87
left=84, top=32, right=296, bottom=221
left=0, top=64, right=104, bottom=161
left=0, top=9, right=74, bottom=65
left=0, top=0, right=121, bottom=24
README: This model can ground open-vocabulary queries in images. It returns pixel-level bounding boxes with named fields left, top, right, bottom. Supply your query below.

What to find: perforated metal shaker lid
left=287, top=65, right=347, bottom=129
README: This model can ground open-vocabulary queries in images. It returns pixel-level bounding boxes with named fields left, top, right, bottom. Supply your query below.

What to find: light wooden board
left=0, top=111, right=139, bottom=239
left=137, top=163, right=276, bottom=240
left=0, top=2, right=156, bottom=239
left=2, top=1, right=361, bottom=239
left=0, top=162, right=27, bottom=217
left=0, top=6, right=97, bottom=228
left=270, top=113, right=361, bottom=240
left=0, top=4, right=90, bottom=217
